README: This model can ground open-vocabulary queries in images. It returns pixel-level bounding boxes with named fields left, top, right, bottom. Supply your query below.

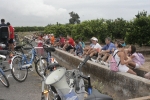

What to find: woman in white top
left=113, top=41, right=136, bottom=75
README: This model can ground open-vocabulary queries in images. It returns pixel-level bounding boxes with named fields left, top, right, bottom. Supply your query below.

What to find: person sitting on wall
left=54, top=34, right=65, bottom=48
left=82, top=37, right=95, bottom=57
left=74, top=40, right=83, bottom=57
left=62, top=34, right=75, bottom=53
left=50, top=34, right=55, bottom=46
left=85, top=37, right=102, bottom=58
left=125, top=45, right=143, bottom=69
left=108, top=40, right=137, bottom=75
left=96, top=37, right=116, bottom=63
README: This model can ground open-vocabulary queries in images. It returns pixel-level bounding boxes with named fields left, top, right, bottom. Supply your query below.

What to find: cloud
left=0, top=0, right=150, bottom=26
left=1, top=0, right=67, bottom=18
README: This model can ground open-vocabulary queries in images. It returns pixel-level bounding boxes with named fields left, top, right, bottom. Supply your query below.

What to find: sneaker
left=91, top=58, right=98, bottom=63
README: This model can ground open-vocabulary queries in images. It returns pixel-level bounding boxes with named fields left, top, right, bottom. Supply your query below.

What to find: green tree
left=69, top=11, right=80, bottom=24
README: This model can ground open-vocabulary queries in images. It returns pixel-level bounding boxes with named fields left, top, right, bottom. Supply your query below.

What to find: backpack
left=0, top=26, right=9, bottom=39
left=137, top=53, right=145, bottom=65
left=109, top=50, right=120, bottom=72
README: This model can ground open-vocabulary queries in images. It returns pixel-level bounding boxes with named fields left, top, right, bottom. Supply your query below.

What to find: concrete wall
left=52, top=49, right=150, bottom=100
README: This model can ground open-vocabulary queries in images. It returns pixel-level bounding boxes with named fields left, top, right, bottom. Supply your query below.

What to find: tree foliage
left=14, top=26, right=45, bottom=32
left=45, top=11, right=150, bottom=46
left=69, top=11, right=80, bottom=24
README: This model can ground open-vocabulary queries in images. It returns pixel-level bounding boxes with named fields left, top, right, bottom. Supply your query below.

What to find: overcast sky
left=0, top=0, right=150, bottom=26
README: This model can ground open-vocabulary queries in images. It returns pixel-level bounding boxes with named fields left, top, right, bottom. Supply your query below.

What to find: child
left=127, top=45, right=142, bottom=69
left=74, top=40, right=83, bottom=57
left=79, top=38, right=85, bottom=49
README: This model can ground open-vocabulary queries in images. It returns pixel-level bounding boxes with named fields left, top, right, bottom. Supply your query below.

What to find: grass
left=92, top=79, right=104, bottom=93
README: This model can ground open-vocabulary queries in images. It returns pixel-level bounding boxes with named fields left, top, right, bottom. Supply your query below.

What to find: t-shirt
left=79, top=42, right=85, bottom=48
left=102, top=42, right=116, bottom=53
left=68, top=38, right=75, bottom=47
left=60, top=37, right=65, bottom=45
left=9, top=25, right=14, bottom=39
left=45, top=35, right=49, bottom=40
left=93, top=43, right=102, bottom=52
left=75, top=44, right=83, bottom=54
left=50, top=36, right=55, bottom=44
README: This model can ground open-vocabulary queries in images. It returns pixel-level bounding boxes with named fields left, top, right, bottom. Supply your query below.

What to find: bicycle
left=35, top=45, right=58, bottom=77
left=35, top=47, right=60, bottom=100
left=9, top=38, right=40, bottom=82
left=43, top=55, right=113, bottom=100
left=0, top=50, right=10, bottom=88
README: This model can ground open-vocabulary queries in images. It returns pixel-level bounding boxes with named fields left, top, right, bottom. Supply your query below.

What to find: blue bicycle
left=0, top=50, right=10, bottom=87
left=10, top=39, right=38, bottom=82
left=35, top=45, right=58, bottom=77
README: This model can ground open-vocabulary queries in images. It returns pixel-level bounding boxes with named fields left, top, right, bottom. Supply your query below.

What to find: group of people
left=0, top=19, right=15, bottom=51
left=33, top=33, right=150, bottom=79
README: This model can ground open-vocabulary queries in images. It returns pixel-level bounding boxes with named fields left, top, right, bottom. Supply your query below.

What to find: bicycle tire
left=0, top=71, right=10, bottom=87
left=11, top=56, right=28, bottom=82
left=35, top=58, right=48, bottom=77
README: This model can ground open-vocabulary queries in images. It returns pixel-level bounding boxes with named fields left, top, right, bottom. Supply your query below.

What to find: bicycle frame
left=0, top=68, right=4, bottom=75
left=10, top=48, right=37, bottom=69
left=21, top=48, right=36, bottom=65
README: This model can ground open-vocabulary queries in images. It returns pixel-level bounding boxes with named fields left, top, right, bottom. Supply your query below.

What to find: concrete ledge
left=52, top=48, right=150, bottom=100
left=128, top=96, right=150, bottom=100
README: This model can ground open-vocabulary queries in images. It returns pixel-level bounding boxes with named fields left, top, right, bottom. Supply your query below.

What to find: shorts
left=135, top=63, right=140, bottom=69
left=60, top=44, right=64, bottom=48
left=66, top=45, right=74, bottom=51
left=9, top=39, right=14, bottom=44
left=118, top=65, right=129, bottom=72
left=93, top=52, right=98, bottom=57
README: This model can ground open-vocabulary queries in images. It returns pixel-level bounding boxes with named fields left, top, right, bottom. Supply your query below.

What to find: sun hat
left=91, top=37, right=98, bottom=41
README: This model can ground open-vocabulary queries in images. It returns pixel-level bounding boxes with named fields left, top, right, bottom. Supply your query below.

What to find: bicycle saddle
left=0, top=50, right=8, bottom=55
left=85, top=89, right=113, bottom=100
left=44, top=47, right=55, bottom=52
left=14, top=45, right=23, bottom=50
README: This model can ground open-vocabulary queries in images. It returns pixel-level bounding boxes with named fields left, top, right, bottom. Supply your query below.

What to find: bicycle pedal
left=2, top=66, right=6, bottom=70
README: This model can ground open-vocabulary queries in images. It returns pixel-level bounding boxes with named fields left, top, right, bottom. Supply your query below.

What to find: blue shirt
left=75, top=44, right=83, bottom=54
left=102, top=42, right=116, bottom=53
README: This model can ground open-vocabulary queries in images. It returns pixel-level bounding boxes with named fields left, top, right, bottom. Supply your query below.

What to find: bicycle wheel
left=35, top=58, right=48, bottom=77
left=11, top=56, right=28, bottom=82
left=0, top=71, right=9, bottom=87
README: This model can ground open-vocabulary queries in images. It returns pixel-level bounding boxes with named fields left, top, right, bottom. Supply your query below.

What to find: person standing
left=7, top=22, right=14, bottom=51
left=0, top=19, right=8, bottom=49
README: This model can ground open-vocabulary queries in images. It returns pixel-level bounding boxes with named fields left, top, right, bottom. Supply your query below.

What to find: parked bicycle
left=35, top=47, right=60, bottom=100
left=35, top=45, right=58, bottom=77
left=39, top=52, right=113, bottom=100
left=0, top=50, right=10, bottom=88
left=9, top=38, right=40, bottom=82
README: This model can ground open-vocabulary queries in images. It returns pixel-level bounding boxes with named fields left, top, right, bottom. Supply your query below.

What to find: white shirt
left=45, top=35, right=49, bottom=40
left=93, top=43, right=102, bottom=49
